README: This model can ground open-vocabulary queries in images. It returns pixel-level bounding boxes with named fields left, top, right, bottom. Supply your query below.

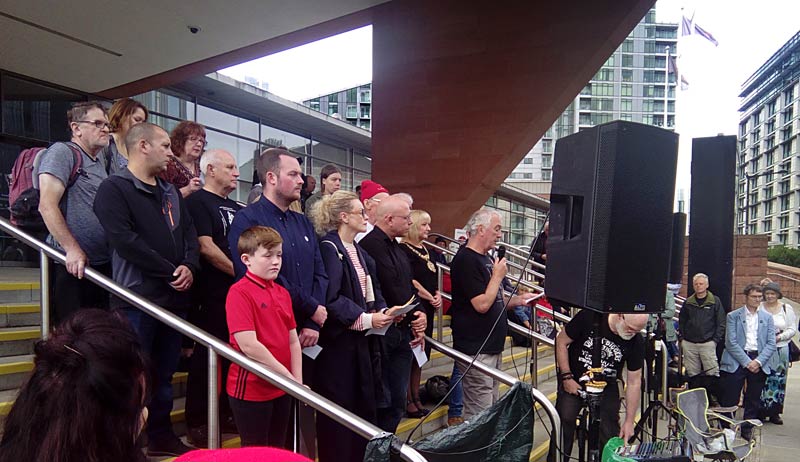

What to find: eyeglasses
left=368, top=197, right=382, bottom=203
left=350, top=209, right=367, bottom=218
left=392, top=214, right=412, bottom=222
left=188, top=136, right=208, bottom=147
left=76, top=120, right=111, bottom=129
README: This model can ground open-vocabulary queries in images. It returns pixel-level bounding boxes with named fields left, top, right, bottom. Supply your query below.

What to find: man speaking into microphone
left=450, top=209, right=531, bottom=419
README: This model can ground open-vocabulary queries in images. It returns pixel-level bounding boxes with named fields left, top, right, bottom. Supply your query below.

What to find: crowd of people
left=9, top=99, right=794, bottom=462
left=4, top=100, right=535, bottom=460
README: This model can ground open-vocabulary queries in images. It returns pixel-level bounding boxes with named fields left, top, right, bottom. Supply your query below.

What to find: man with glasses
left=35, top=101, right=112, bottom=324
left=719, top=284, right=776, bottom=441
left=359, top=194, right=427, bottom=432
left=549, top=308, right=647, bottom=462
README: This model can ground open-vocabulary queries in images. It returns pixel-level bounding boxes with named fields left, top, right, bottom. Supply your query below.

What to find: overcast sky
left=219, top=0, right=800, bottom=208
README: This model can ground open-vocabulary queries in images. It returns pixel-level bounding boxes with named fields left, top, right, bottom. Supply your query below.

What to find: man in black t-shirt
left=450, top=209, right=529, bottom=419
left=548, top=309, right=647, bottom=462
left=184, top=149, right=243, bottom=445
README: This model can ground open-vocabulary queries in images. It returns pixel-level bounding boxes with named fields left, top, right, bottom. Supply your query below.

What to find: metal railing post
left=531, top=305, right=539, bottom=388
left=39, top=251, right=50, bottom=339
left=208, top=348, right=220, bottom=449
left=660, top=340, right=669, bottom=407
left=292, top=399, right=301, bottom=452
left=436, top=265, right=444, bottom=341
left=0, top=219, right=429, bottom=462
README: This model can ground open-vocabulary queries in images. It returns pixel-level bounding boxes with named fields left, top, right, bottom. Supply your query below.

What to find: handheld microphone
left=496, top=245, right=506, bottom=260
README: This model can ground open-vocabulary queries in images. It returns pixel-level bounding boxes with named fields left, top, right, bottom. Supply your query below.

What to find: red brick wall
left=765, top=261, right=800, bottom=301
left=681, top=234, right=769, bottom=309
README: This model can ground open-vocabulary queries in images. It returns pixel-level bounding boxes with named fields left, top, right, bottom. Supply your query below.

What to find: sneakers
left=770, top=415, right=784, bottom=425
left=447, top=416, right=465, bottom=427
left=147, top=436, right=194, bottom=457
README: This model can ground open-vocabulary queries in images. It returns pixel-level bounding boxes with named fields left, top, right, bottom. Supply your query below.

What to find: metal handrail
left=0, top=219, right=427, bottom=462
left=425, top=240, right=545, bottom=284
left=766, top=271, right=800, bottom=284
left=428, top=233, right=547, bottom=274
left=424, top=336, right=561, bottom=456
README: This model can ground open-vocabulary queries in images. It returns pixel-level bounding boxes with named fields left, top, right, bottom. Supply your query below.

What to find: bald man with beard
left=359, top=194, right=427, bottom=432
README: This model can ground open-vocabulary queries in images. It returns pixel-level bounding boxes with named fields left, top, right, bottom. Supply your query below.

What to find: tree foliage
left=767, top=245, right=800, bottom=268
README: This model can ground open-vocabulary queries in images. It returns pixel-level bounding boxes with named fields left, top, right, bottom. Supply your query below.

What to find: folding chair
left=673, top=388, right=761, bottom=461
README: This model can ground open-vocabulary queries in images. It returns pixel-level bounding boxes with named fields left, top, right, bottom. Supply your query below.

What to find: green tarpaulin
left=364, top=382, right=536, bottom=462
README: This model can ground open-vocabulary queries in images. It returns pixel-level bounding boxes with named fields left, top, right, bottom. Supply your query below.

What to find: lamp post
left=743, top=169, right=788, bottom=234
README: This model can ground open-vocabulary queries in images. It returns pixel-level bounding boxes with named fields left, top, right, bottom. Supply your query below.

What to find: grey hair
left=394, top=192, right=413, bottom=206
left=692, top=273, right=709, bottom=283
left=465, top=209, right=500, bottom=236
left=199, top=149, right=232, bottom=175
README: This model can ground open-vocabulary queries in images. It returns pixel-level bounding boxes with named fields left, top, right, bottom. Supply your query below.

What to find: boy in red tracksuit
left=226, top=226, right=302, bottom=447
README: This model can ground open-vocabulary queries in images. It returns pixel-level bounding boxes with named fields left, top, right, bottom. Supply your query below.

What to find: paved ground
left=0, top=267, right=39, bottom=283
left=758, top=337, right=800, bottom=461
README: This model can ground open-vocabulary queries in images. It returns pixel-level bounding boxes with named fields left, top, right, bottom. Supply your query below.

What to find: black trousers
left=229, top=394, right=292, bottom=447
left=547, top=380, right=621, bottom=462
left=51, top=261, right=111, bottom=325
left=719, top=360, right=767, bottom=429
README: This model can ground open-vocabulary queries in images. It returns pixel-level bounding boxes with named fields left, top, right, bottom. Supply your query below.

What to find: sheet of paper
left=412, top=344, right=428, bottom=367
left=366, top=301, right=420, bottom=336
left=366, top=322, right=391, bottom=336
left=302, top=344, right=322, bottom=360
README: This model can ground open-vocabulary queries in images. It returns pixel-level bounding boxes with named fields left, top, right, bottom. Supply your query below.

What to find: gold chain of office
left=402, top=242, right=436, bottom=273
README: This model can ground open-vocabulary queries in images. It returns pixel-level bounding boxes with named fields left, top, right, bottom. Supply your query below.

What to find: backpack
left=9, top=143, right=83, bottom=231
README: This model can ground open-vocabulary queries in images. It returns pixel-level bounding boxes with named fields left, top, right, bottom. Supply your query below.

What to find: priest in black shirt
left=548, top=309, right=648, bottom=462
left=184, top=149, right=243, bottom=445
left=449, top=209, right=530, bottom=419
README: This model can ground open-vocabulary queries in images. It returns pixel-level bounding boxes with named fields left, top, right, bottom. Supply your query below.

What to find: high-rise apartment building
left=508, top=8, right=678, bottom=196
left=303, top=83, right=372, bottom=131
left=737, top=31, right=800, bottom=246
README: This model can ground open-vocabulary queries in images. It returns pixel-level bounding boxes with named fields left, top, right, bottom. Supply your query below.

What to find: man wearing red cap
left=355, top=180, right=390, bottom=242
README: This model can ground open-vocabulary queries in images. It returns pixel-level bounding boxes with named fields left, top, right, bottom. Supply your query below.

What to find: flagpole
left=665, top=46, right=670, bottom=128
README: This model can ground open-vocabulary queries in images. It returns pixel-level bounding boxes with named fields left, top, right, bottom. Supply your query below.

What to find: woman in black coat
left=309, top=190, right=400, bottom=462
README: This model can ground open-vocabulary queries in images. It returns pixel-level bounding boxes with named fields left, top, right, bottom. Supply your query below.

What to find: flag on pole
left=681, top=15, right=693, bottom=36
left=668, top=56, right=678, bottom=74
left=681, top=15, right=719, bottom=46
left=680, top=75, right=690, bottom=91
left=693, top=23, right=719, bottom=46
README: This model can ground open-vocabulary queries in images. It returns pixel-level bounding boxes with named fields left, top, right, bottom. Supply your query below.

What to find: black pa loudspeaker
left=669, top=212, right=687, bottom=284
left=547, top=121, right=678, bottom=313
left=688, top=136, right=736, bottom=311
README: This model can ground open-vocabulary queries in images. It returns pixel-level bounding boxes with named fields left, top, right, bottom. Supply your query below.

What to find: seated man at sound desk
left=547, top=309, right=648, bottom=462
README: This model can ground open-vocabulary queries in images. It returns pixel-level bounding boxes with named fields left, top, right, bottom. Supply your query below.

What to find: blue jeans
left=123, top=307, right=186, bottom=443
left=448, top=361, right=464, bottom=418
left=377, top=326, right=413, bottom=432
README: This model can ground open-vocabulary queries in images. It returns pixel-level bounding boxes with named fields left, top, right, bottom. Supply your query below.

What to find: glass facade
left=484, top=193, right=547, bottom=246
left=0, top=72, right=372, bottom=262
left=133, top=89, right=371, bottom=204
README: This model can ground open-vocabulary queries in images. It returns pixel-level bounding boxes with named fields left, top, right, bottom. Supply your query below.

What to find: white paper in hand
left=412, top=344, right=428, bottom=367
left=302, top=344, right=322, bottom=360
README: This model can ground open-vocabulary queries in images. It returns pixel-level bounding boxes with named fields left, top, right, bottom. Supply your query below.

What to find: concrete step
left=0, top=354, right=33, bottom=392
left=0, top=327, right=38, bottom=358
left=0, top=303, right=41, bottom=328
left=0, top=282, right=40, bottom=304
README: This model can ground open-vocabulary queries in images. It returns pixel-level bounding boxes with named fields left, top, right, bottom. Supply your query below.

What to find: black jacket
left=94, top=168, right=199, bottom=311
left=678, top=290, right=726, bottom=344
left=359, top=225, right=419, bottom=329
left=318, top=231, right=387, bottom=344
